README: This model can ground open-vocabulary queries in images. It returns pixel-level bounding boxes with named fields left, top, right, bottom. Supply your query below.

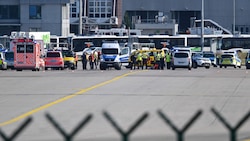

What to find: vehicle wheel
left=45, top=67, right=48, bottom=70
left=114, top=62, right=121, bottom=70
left=71, top=65, right=75, bottom=70
left=61, top=67, right=64, bottom=70
left=220, top=65, right=222, bottom=68
left=100, top=63, right=107, bottom=70
left=224, top=66, right=227, bottom=68
left=205, top=66, right=210, bottom=69
left=16, top=69, right=22, bottom=71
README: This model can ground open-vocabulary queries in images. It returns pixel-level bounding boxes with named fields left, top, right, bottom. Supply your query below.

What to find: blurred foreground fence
left=1, top=107, right=250, bottom=141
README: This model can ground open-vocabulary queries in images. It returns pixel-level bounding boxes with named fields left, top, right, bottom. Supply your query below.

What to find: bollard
left=0, top=117, right=32, bottom=141
left=103, top=111, right=149, bottom=141
left=211, top=107, right=250, bottom=141
left=158, top=109, right=202, bottom=141
left=45, top=113, right=93, bottom=141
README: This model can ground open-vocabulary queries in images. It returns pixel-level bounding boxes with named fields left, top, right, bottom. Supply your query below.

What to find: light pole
left=201, top=0, right=204, bottom=51
left=79, top=0, right=83, bottom=35
left=233, top=0, right=235, bottom=35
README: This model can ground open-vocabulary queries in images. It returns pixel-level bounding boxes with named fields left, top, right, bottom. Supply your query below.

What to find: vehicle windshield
left=120, top=48, right=128, bottom=55
left=62, top=51, right=74, bottom=57
left=5, top=52, right=14, bottom=60
left=193, top=53, right=203, bottom=58
left=47, top=52, right=61, bottom=57
left=174, top=53, right=188, bottom=58
left=102, top=49, right=118, bottom=54
left=221, top=54, right=233, bottom=58
left=203, top=53, right=215, bottom=57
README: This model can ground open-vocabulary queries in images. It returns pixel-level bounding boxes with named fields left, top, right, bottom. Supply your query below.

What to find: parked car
left=44, top=51, right=64, bottom=70
left=171, top=51, right=192, bottom=70
left=220, top=53, right=241, bottom=68
left=61, top=50, right=77, bottom=70
left=4, top=51, right=14, bottom=69
left=192, top=52, right=211, bottom=69
left=0, top=52, right=7, bottom=70
left=203, top=51, right=217, bottom=67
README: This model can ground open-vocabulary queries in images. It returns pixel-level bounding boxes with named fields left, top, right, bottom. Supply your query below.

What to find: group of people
left=81, top=49, right=172, bottom=71
left=130, top=50, right=172, bottom=70
left=81, top=51, right=100, bottom=70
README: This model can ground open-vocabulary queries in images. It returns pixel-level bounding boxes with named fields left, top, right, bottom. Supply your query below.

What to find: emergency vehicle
left=13, top=37, right=44, bottom=71
left=100, top=41, right=128, bottom=70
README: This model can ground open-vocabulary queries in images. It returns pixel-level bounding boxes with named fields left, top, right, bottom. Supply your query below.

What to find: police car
left=192, top=52, right=211, bottom=69
left=219, top=52, right=241, bottom=68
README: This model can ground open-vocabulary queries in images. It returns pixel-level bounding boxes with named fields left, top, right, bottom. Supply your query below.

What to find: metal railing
left=1, top=107, right=250, bottom=141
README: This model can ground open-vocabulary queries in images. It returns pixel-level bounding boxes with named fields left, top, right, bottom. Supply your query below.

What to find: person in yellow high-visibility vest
left=165, top=52, right=171, bottom=69
left=160, top=51, right=165, bottom=70
left=155, top=52, right=161, bottom=69
left=136, top=52, right=142, bottom=69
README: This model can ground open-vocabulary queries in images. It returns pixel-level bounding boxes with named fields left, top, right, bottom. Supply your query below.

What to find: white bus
left=50, top=35, right=71, bottom=50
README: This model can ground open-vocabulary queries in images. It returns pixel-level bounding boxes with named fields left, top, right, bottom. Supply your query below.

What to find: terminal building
left=0, top=0, right=74, bottom=36
left=0, top=0, right=250, bottom=36
left=71, top=0, right=250, bottom=35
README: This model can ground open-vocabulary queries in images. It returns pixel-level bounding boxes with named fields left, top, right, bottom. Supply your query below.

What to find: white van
left=172, top=47, right=191, bottom=53
left=171, top=51, right=192, bottom=70
left=100, top=41, right=129, bottom=70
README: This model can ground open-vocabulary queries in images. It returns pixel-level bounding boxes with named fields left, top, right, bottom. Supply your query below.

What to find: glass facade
left=0, top=5, right=19, bottom=19
left=70, top=1, right=78, bottom=18
left=88, top=0, right=112, bottom=18
left=29, top=5, right=42, bottom=19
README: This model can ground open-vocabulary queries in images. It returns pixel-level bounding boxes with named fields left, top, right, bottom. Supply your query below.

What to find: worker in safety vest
left=165, top=52, right=171, bottom=69
left=155, top=52, right=161, bottom=69
left=136, top=52, right=143, bottom=69
left=159, top=51, right=165, bottom=70
left=142, top=52, right=149, bottom=70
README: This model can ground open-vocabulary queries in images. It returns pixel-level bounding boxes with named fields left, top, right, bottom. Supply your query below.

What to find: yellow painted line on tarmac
left=0, top=70, right=143, bottom=127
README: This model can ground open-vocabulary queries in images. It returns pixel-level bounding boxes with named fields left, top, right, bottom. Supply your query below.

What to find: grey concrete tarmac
left=0, top=65, right=250, bottom=141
